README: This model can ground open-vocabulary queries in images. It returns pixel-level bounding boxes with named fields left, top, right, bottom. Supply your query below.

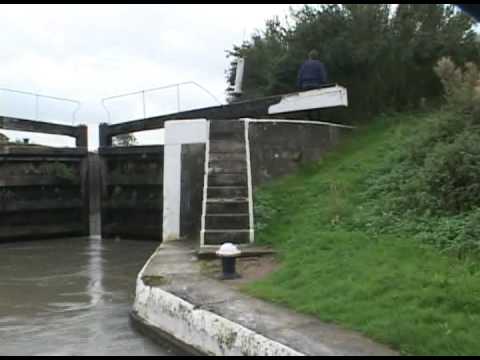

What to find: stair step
left=209, top=133, right=244, bottom=142
left=207, top=198, right=249, bottom=202
left=209, top=140, right=245, bottom=153
left=209, top=119, right=244, bottom=133
left=205, top=214, right=249, bottom=229
left=208, top=160, right=246, bottom=174
left=203, top=230, right=251, bottom=245
left=209, top=152, right=246, bottom=161
left=202, top=119, right=252, bottom=247
left=209, top=126, right=244, bottom=141
left=209, top=173, right=247, bottom=186
left=207, top=199, right=249, bottom=213
left=208, top=186, right=248, bottom=198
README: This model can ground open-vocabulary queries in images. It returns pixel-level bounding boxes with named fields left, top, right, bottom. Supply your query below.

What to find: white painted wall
left=163, top=119, right=208, bottom=242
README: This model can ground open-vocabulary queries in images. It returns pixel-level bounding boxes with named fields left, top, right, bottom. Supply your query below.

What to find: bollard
left=216, top=243, right=242, bottom=280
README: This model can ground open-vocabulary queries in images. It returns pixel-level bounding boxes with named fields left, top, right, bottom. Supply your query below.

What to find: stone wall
left=170, top=119, right=352, bottom=243
left=248, top=121, right=352, bottom=187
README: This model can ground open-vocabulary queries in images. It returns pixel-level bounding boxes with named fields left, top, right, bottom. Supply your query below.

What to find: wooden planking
left=0, top=150, right=90, bottom=239
left=0, top=199, right=83, bottom=212
left=0, top=146, right=87, bottom=156
left=99, top=95, right=283, bottom=145
left=105, top=174, right=162, bottom=186
left=0, top=224, right=85, bottom=239
left=0, top=175, right=80, bottom=187
left=0, top=116, right=88, bottom=147
left=0, top=208, right=83, bottom=226
left=0, top=116, right=90, bottom=241
left=0, top=156, right=84, bottom=163
left=102, top=199, right=162, bottom=210
left=0, top=116, right=78, bottom=136
left=98, top=84, right=347, bottom=147
left=100, top=146, right=164, bottom=240
left=98, top=145, right=164, bottom=156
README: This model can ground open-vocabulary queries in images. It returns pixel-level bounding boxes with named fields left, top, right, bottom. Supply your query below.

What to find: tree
left=113, top=133, right=137, bottom=147
left=225, top=4, right=480, bottom=123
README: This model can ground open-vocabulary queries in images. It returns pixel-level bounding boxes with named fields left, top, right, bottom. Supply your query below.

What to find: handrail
left=0, top=87, right=81, bottom=125
left=101, top=81, right=222, bottom=123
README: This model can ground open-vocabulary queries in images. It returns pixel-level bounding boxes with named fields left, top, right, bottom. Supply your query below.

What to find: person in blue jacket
left=297, top=49, right=328, bottom=91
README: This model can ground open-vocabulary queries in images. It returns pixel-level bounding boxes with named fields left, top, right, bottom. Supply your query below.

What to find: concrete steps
left=208, top=186, right=248, bottom=199
left=205, top=214, right=249, bottom=229
left=201, top=120, right=253, bottom=247
left=209, top=160, right=246, bottom=174
left=209, top=140, right=245, bottom=153
left=209, top=152, right=246, bottom=161
left=203, top=230, right=251, bottom=245
left=208, top=173, right=247, bottom=186
left=206, top=199, right=249, bottom=213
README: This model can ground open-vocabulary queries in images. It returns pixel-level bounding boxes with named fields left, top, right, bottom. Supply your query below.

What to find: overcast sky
left=0, top=4, right=301, bottom=148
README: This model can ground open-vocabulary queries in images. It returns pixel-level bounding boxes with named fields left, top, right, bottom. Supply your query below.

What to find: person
left=296, top=49, right=328, bottom=91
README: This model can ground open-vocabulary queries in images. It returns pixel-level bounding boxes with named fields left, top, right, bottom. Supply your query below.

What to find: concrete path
left=134, top=240, right=398, bottom=356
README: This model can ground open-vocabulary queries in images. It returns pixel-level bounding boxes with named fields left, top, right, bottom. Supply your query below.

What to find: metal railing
left=101, top=81, right=222, bottom=123
left=0, top=88, right=81, bottom=125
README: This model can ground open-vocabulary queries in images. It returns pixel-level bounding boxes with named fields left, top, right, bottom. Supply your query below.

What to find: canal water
left=0, top=237, right=184, bottom=356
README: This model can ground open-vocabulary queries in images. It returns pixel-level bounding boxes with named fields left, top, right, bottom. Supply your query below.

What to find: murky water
left=0, top=237, right=184, bottom=356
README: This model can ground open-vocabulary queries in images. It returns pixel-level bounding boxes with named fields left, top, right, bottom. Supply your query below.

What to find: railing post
left=35, top=94, right=39, bottom=120
left=99, top=123, right=112, bottom=147
left=177, top=84, right=181, bottom=112
left=76, top=125, right=88, bottom=148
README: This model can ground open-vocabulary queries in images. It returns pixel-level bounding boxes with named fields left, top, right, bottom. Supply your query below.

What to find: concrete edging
left=132, top=253, right=305, bottom=356
left=130, top=311, right=205, bottom=356
left=131, top=241, right=399, bottom=357
left=132, top=277, right=304, bottom=356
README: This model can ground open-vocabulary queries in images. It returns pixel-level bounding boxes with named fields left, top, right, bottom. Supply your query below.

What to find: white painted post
left=233, top=58, right=245, bottom=96
left=163, top=119, right=209, bottom=242
left=200, top=121, right=211, bottom=247
left=163, top=143, right=182, bottom=241
left=244, top=119, right=255, bottom=244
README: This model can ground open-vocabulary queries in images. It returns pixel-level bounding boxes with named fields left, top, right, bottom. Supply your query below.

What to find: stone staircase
left=201, top=119, right=253, bottom=246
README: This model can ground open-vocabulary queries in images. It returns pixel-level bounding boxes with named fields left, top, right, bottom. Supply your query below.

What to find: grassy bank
left=247, top=111, right=480, bottom=355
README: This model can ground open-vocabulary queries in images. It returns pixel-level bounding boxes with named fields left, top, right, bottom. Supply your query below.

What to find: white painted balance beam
left=268, top=85, right=348, bottom=114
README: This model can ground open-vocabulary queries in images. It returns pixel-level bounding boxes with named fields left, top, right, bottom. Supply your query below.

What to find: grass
left=246, top=111, right=480, bottom=355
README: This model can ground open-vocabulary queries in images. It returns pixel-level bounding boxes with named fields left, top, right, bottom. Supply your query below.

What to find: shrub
left=421, top=130, right=480, bottom=213
left=434, top=57, right=480, bottom=115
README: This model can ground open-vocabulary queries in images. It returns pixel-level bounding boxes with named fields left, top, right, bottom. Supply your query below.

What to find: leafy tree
left=225, top=4, right=479, bottom=123
left=113, top=133, right=137, bottom=147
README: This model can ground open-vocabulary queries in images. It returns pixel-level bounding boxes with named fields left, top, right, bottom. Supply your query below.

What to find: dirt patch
left=200, top=255, right=280, bottom=288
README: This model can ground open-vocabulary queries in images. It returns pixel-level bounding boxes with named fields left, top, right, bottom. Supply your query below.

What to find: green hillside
left=248, top=110, right=480, bottom=355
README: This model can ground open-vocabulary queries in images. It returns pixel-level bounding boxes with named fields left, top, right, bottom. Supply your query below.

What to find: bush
left=434, top=57, right=480, bottom=114
left=227, top=5, right=479, bottom=123
left=341, top=58, right=480, bottom=255
left=422, top=130, right=480, bottom=212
